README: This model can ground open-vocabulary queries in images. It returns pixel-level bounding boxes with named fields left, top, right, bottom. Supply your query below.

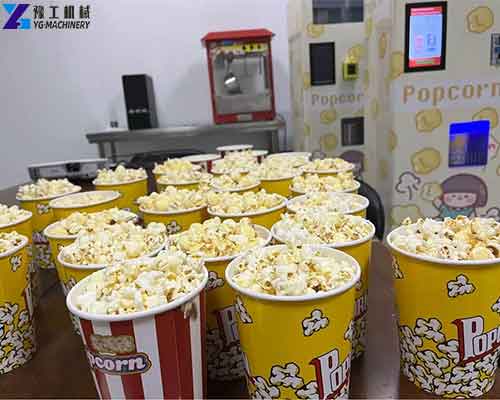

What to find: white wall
left=0, top=0, right=291, bottom=189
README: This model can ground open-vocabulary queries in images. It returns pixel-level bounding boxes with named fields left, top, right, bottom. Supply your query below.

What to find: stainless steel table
left=86, top=116, right=286, bottom=162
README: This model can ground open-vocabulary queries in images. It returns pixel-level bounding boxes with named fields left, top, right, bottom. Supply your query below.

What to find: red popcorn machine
left=202, top=29, right=277, bottom=124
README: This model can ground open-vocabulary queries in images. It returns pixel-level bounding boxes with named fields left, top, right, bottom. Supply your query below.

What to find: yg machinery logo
left=2, top=3, right=30, bottom=29
left=2, top=3, right=92, bottom=30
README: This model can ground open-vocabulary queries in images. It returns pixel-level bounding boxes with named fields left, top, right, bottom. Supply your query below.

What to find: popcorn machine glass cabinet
left=209, top=41, right=274, bottom=119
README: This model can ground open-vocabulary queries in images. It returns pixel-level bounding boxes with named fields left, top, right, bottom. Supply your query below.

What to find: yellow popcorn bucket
left=157, top=180, right=200, bottom=193
left=58, top=242, right=165, bottom=333
left=225, top=245, right=361, bottom=399
left=141, top=205, right=207, bottom=234
left=43, top=228, right=75, bottom=290
left=43, top=210, right=139, bottom=285
left=0, top=212, right=38, bottom=307
left=49, top=190, right=122, bottom=222
left=200, top=225, right=271, bottom=382
left=94, top=178, right=147, bottom=213
left=272, top=221, right=375, bottom=359
left=260, top=175, right=298, bottom=198
left=387, top=226, right=500, bottom=398
left=210, top=181, right=261, bottom=194
left=290, top=180, right=361, bottom=198
left=17, top=186, right=82, bottom=270
left=207, top=195, right=287, bottom=230
left=287, top=193, right=369, bottom=218
left=0, top=235, right=37, bottom=374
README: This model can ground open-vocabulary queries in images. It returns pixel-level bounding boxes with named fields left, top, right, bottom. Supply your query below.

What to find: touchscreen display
left=405, top=2, right=447, bottom=72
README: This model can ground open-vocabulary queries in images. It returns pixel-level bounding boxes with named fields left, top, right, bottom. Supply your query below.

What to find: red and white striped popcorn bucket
left=66, top=268, right=209, bottom=400
left=182, top=154, right=221, bottom=173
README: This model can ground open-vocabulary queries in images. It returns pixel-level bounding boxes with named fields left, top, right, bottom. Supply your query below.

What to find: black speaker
left=122, top=74, right=158, bottom=130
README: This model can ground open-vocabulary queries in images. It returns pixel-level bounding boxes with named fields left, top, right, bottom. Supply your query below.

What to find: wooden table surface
left=0, top=184, right=498, bottom=399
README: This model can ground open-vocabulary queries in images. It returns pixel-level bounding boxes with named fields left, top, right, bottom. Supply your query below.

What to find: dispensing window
left=341, top=117, right=364, bottom=146
left=491, top=34, right=500, bottom=66
left=449, top=121, right=490, bottom=168
left=313, top=0, right=363, bottom=24
left=310, top=42, right=335, bottom=86
left=404, top=2, right=447, bottom=73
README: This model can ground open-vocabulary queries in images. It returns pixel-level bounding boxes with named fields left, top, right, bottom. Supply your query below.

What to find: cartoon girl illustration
left=433, top=174, right=488, bottom=219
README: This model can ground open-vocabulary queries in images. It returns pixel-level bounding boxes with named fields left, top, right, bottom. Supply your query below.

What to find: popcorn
left=45, top=208, right=136, bottom=237
left=156, top=169, right=202, bottom=185
left=231, top=246, right=357, bottom=296
left=168, top=217, right=267, bottom=259
left=0, top=204, right=31, bottom=227
left=302, top=158, right=354, bottom=173
left=210, top=172, right=260, bottom=190
left=137, top=187, right=206, bottom=212
left=0, top=232, right=25, bottom=254
left=207, top=190, right=285, bottom=215
left=288, top=192, right=367, bottom=215
left=17, top=178, right=80, bottom=200
left=153, top=159, right=198, bottom=175
left=273, top=212, right=374, bottom=246
left=268, top=153, right=310, bottom=168
left=256, top=159, right=300, bottom=180
left=50, top=191, right=119, bottom=208
left=292, top=173, right=358, bottom=194
left=74, top=250, right=205, bottom=315
left=212, top=152, right=258, bottom=175
left=94, top=165, right=147, bottom=185
left=390, top=216, right=500, bottom=261
left=61, top=222, right=166, bottom=265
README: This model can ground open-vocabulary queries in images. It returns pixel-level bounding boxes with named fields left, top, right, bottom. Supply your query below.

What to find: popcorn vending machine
left=364, top=0, right=500, bottom=229
left=202, top=29, right=277, bottom=124
left=287, top=0, right=375, bottom=184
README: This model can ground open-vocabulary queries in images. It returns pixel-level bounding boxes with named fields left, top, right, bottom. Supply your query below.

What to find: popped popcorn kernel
left=17, top=179, right=80, bottom=200
left=390, top=217, right=500, bottom=261
left=292, top=173, right=358, bottom=194
left=74, top=250, right=205, bottom=315
left=0, top=231, right=26, bottom=254
left=0, top=204, right=31, bottom=227
left=168, top=217, right=268, bottom=259
left=288, top=192, right=368, bottom=215
left=153, top=159, right=198, bottom=174
left=60, top=222, right=166, bottom=265
left=256, top=158, right=300, bottom=180
left=94, top=165, right=147, bottom=185
left=50, top=191, right=119, bottom=208
left=45, top=208, right=136, bottom=237
left=273, top=211, right=374, bottom=246
left=156, top=169, right=202, bottom=185
left=207, top=190, right=285, bottom=215
left=231, top=246, right=357, bottom=296
left=302, top=158, right=354, bottom=174
left=138, top=187, right=206, bottom=212
left=212, top=152, right=259, bottom=175
left=211, top=172, right=260, bottom=191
